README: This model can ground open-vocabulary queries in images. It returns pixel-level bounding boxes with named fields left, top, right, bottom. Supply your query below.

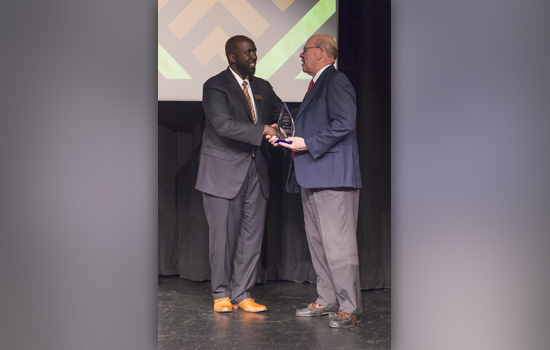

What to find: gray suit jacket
left=196, top=68, right=283, bottom=199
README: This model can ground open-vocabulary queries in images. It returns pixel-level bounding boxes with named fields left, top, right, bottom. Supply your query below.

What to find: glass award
left=274, top=103, right=294, bottom=144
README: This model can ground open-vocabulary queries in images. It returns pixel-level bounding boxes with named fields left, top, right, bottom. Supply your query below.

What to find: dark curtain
left=158, top=0, right=390, bottom=290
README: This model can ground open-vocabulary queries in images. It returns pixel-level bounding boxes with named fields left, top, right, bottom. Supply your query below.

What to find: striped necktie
left=242, top=81, right=257, bottom=124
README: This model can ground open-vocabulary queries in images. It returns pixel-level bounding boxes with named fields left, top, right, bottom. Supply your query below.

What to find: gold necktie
left=242, top=81, right=257, bottom=124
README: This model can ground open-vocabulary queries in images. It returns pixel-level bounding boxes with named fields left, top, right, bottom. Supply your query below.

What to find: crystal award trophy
left=274, top=103, right=294, bottom=144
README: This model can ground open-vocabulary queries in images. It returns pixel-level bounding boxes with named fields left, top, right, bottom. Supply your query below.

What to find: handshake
left=263, top=103, right=308, bottom=151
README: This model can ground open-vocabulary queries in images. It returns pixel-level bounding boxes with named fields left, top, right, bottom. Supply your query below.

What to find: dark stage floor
left=158, top=277, right=391, bottom=349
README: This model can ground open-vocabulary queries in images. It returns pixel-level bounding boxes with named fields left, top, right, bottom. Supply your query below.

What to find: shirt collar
left=312, top=64, right=332, bottom=83
left=229, top=66, right=249, bottom=86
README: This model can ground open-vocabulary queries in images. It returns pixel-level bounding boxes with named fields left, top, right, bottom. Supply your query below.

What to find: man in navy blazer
left=196, top=35, right=283, bottom=313
left=267, top=34, right=363, bottom=328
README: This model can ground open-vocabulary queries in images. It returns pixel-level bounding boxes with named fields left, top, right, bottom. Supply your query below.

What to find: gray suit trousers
left=202, top=159, right=267, bottom=303
left=300, top=187, right=362, bottom=315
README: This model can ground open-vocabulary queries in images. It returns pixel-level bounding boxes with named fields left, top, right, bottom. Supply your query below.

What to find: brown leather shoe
left=329, top=310, right=362, bottom=328
left=235, top=298, right=267, bottom=313
left=213, top=297, right=233, bottom=313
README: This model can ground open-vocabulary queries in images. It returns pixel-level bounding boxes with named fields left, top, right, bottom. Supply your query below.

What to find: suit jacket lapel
left=249, top=77, right=263, bottom=124
left=224, top=68, right=255, bottom=123
left=296, top=65, right=334, bottom=120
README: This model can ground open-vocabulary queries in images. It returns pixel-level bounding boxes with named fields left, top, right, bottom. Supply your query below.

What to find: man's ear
left=228, top=54, right=236, bottom=64
left=316, top=48, right=324, bottom=60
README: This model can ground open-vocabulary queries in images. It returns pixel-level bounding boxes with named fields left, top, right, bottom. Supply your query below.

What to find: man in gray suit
left=267, top=34, right=362, bottom=327
left=196, top=35, right=283, bottom=313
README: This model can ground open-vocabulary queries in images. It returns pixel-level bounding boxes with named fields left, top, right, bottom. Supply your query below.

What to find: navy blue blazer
left=287, top=65, right=362, bottom=192
left=196, top=68, right=283, bottom=199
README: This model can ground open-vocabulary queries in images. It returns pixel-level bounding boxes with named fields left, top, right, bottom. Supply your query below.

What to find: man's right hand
left=263, top=125, right=277, bottom=137
left=265, top=123, right=281, bottom=146
left=265, top=134, right=281, bottom=146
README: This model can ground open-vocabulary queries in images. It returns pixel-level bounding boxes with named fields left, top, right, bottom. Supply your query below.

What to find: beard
left=236, top=59, right=255, bottom=77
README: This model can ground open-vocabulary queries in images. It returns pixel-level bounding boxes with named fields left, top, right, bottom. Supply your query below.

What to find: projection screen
left=158, top=0, right=338, bottom=102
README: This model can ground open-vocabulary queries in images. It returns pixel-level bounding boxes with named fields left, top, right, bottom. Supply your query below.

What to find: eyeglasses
left=302, top=46, right=320, bottom=54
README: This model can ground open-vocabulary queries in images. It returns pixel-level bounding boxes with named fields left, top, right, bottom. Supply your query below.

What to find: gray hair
left=316, top=37, right=338, bottom=60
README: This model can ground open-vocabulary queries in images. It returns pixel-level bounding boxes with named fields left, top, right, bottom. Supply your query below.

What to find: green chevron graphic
left=158, top=43, right=191, bottom=79
left=295, top=71, right=312, bottom=79
left=255, top=0, right=336, bottom=79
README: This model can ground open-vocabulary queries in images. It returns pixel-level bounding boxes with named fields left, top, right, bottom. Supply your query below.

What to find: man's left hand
left=279, top=137, right=307, bottom=151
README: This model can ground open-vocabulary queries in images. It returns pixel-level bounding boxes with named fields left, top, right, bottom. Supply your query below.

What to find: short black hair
left=225, top=35, right=253, bottom=61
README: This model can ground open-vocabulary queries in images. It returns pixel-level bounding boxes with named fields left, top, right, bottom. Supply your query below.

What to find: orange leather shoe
left=235, top=298, right=267, bottom=313
left=213, top=297, right=233, bottom=313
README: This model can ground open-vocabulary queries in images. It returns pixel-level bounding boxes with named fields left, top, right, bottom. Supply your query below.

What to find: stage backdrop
left=158, top=0, right=391, bottom=290
left=158, top=0, right=339, bottom=102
